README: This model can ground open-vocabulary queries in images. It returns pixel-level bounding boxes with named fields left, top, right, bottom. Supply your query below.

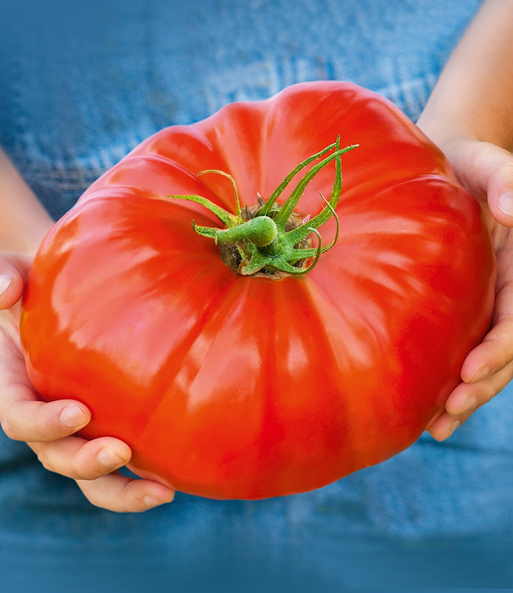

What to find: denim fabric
left=1, top=0, right=480, bottom=220
left=3, top=1, right=513, bottom=591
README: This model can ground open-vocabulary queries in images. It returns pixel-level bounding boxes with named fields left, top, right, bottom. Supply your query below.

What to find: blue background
left=1, top=1, right=513, bottom=591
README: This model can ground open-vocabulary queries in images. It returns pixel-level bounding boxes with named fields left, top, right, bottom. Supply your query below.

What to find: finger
left=488, top=154, right=513, bottom=227
left=450, top=141, right=513, bottom=226
left=30, top=435, right=132, bottom=481
left=427, top=410, right=461, bottom=442
left=450, top=359, right=513, bottom=417
left=461, top=320, right=513, bottom=383
left=77, top=473, right=175, bottom=513
left=461, top=283, right=513, bottom=383
left=428, top=360, right=513, bottom=441
left=1, top=389, right=91, bottom=442
left=0, top=260, right=27, bottom=309
left=0, top=340, right=92, bottom=441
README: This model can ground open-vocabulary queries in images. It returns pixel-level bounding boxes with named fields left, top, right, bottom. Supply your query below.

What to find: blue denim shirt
left=2, top=1, right=513, bottom=591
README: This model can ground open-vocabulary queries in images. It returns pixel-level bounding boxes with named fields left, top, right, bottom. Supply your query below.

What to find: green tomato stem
left=167, top=139, right=357, bottom=278
left=215, top=216, right=277, bottom=247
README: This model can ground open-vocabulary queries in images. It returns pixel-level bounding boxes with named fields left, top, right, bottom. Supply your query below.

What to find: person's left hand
left=416, top=131, right=513, bottom=440
left=0, top=253, right=176, bottom=512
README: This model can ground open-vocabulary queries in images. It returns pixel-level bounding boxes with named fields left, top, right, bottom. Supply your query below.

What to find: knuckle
left=499, top=161, right=513, bottom=182
left=485, top=338, right=509, bottom=369
left=36, top=450, right=56, bottom=474
left=0, top=402, right=23, bottom=440
left=482, top=384, right=500, bottom=404
left=71, top=452, right=105, bottom=481
left=78, top=486, right=118, bottom=513
left=490, top=155, right=513, bottom=184
left=32, top=416, right=50, bottom=442
left=65, top=458, right=82, bottom=480
left=33, top=443, right=76, bottom=479
left=77, top=466, right=103, bottom=481
left=77, top=487, right=101, bottom=508
left=67, top=451, right=99, bottom=481
left=0, top=402, right=51, bottom=443
left=0, top=417, right=18, bottom=440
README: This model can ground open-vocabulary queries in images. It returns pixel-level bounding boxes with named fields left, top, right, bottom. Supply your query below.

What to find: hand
left=0, top=253, right=175, bottom=511
left=416, top=131, right=513, bottom=440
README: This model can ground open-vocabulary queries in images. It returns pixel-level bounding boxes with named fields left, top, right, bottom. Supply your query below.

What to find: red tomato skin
left=20, top=82, right=495, bottom=499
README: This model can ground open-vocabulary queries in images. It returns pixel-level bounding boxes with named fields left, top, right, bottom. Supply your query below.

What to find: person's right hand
left=0, top=253, right=175, bottom=512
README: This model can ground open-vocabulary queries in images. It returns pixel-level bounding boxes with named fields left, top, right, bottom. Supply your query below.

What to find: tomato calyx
left=168, top=138, right=358, bottom=277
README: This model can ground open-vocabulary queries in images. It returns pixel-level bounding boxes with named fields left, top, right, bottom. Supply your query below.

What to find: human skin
left=0, top=151, right=175, bottom=512
left=417, top=0, right=513, bottom=440
left=0, top=0, right=512, bottom=512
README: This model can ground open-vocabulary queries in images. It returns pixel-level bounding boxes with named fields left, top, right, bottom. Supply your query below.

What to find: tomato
left=20, top=81, right=495, bottom=500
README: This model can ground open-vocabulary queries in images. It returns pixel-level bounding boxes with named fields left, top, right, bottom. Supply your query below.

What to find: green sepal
left=285, top=192, right=340, bottom=250
left=259, top=141, right=338, bottom=217
left=167, top=139, right=357, bottom=278
left=191, top=222, right=220, bottom=240
left=167, top=194, right=240, bottom=228
left=273, top=143, right=357, bottom=230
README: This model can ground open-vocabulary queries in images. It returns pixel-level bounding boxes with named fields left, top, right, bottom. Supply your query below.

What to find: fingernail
left=98, top=447, right=125, bottom=468
left=498, top=192, right=513, bottom=217
left=60, top=404, right=88, bottom=428
left=449, top=420, right=460, bottom=437
left=462, top=396, right=478, bottom=413
left=144, top=495, right=163, bottom=509
left=470, top=366, right=491, bottom=382
left=0, top=273, right=13, bottom=297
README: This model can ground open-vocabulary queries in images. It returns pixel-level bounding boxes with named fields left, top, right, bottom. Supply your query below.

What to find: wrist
left=0, top=218, right=53, bottom=258
left=417, top=0, right=513, bottom=153
left=416, top=111, right=474, bottom=158
left=0, top=150, right=54, bottom=256
left=417, top=102, right=513, bottom=154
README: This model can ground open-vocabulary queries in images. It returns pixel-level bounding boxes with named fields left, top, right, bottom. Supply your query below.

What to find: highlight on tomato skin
left=19, top=81, right=496, bottom=500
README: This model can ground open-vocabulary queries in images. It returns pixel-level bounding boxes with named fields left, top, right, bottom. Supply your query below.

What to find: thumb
left=0, top=255, right=31, bottom=309
left=445, top=139, right=513, bottom=227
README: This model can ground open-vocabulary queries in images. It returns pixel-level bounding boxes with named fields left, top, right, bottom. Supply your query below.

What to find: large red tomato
left=20, top=81, right=495, bottom=499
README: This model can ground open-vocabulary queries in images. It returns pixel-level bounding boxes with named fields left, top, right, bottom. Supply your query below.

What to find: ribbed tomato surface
left=20, top=82, right=495, bottom=499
